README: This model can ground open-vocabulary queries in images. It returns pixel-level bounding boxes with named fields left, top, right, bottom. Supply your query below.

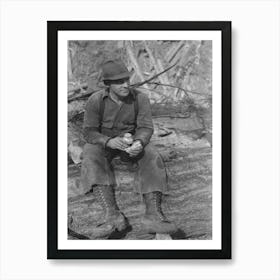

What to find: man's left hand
left=126, top=140, right=143, bottom=157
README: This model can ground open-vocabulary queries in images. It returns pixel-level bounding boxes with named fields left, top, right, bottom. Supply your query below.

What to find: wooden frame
left=47, top=21, right=231, bottom=259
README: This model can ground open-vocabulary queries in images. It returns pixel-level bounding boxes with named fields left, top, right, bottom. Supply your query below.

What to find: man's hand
left=106, top=137, right=129, bottom=151
left=125, top=140, right=143, bottom=157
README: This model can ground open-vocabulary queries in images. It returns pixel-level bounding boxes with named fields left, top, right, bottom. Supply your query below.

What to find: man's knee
left=143, top=143, right=165, bottom=168
left=143, top=143, right=159, bottom=159
left=83, top=143, right=105, bottom=160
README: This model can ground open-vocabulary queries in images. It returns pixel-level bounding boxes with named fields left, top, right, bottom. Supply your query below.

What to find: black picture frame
left=47, top=21, right=231, bottom=259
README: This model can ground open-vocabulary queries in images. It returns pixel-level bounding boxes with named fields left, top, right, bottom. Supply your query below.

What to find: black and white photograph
left=48, top=21, right=231, bottom=259
left=67, top=39, right=213, bottom=241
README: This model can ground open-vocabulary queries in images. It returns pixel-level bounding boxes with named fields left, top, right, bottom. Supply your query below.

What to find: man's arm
left=83, top=127, right=111, bottom=147
left=83, top=93, right=129, bottom=151
left=83, top=94, right=111, bottom=148
left=133, top=93, right=154, bottom=147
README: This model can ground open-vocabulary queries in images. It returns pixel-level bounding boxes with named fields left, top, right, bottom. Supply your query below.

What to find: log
left=68, top=139, right=212, bottom=239
left=67, top=104, right=211, bottom=240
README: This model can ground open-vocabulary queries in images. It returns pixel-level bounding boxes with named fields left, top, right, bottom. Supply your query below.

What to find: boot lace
left=153, top=191, right=167, bottom=222
left=94, top=185, right=120, bottom=219
left=96, top=185, right=108, bottom=209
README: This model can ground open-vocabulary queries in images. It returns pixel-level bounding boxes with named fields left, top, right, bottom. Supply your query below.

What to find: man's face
left=109, top=78, right=130, bottom=98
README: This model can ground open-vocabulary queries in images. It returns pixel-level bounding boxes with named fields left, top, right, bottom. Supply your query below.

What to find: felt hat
left=101, top=60, right=131, bottom=81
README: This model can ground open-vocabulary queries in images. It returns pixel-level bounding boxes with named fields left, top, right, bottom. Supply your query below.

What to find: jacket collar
left=101, top=87, right=136, bottom=100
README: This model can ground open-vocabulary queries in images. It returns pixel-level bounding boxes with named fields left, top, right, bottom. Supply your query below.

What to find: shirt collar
left=101, top=88, right=136, bottom=100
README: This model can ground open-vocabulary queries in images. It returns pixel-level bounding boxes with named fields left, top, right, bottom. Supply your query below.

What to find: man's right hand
left=106, top=137, right=129, bottom=151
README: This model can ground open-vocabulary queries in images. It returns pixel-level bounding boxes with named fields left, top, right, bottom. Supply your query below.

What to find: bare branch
left=129, top=62, right=177, bottom=89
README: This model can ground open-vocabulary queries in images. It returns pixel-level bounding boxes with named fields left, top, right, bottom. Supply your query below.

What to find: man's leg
left=80, top=143, right=116, bottom=192
left=136, top=143, right=177, bottom=234
left=79, top=143, right=128, bottom=235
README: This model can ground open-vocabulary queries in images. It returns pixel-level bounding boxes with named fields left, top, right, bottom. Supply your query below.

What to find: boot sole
left=141, top=218, right=177, bottom=234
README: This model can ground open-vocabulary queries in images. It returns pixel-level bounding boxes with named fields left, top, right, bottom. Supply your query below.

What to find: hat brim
left=102, top=70, right=133, bottom=81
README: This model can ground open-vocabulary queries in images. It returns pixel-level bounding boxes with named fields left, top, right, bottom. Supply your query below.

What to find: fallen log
left=67, top=102, right=211, bottom=239
left=68, top=141, right=212, bottom=239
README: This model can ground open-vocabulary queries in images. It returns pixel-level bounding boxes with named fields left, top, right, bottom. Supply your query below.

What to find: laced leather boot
left=141, top=191, right=177, bottom=234
left=92, top=185, right=128, bottom=233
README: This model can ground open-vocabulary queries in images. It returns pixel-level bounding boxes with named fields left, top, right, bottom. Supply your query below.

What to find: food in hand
left=123, top=133, right=133, bottom=145
left=124, top=141, right=142, bottom=153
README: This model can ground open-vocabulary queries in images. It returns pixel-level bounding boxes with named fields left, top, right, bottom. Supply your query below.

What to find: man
left=80, top=60, right=177, bottom=238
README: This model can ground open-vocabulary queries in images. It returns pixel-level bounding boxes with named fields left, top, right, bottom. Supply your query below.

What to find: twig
left=148, top=82, right=206, bottom=96
left=128, top=62, right=177, bottom=89
left=147, top=82, right=190, bottom=99
left=136, top=87, right=162, bottom=97
left=166, top=41, right=185, bottom=63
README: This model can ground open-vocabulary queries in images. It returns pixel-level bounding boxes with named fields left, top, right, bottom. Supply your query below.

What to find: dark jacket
left=83, top=89, right=154, bottom=147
